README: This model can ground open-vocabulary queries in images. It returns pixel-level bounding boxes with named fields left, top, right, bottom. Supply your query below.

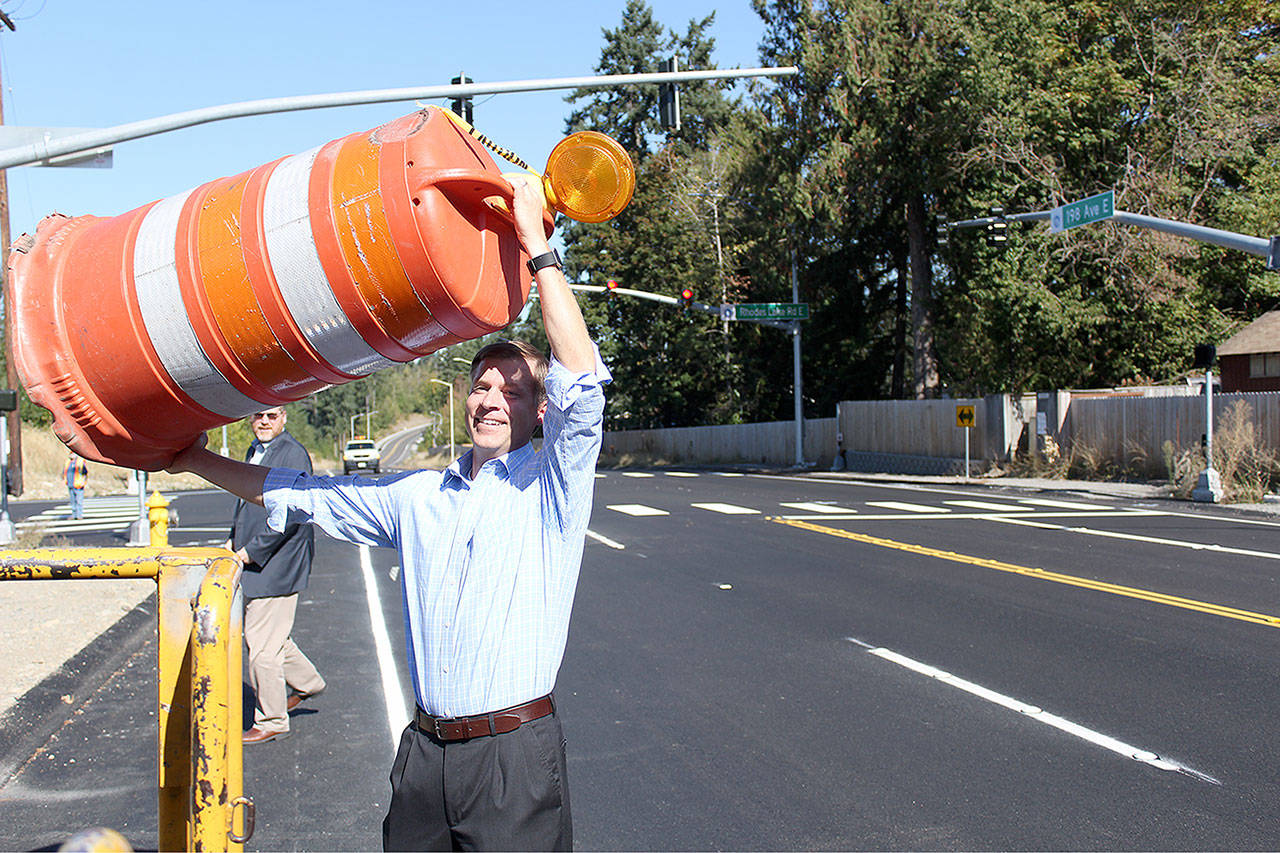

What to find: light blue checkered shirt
left=262, top=354, right=609, bottom=718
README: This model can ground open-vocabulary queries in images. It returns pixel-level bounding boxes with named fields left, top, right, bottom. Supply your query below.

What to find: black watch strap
left=526, top=248, right=564, bottom=277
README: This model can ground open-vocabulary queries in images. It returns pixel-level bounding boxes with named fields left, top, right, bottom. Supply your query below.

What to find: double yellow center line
left=771, top=517, right=1280, bottom=628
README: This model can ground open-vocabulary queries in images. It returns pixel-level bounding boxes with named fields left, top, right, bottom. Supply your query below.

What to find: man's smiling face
left=464, top=356, right=546, bottom=465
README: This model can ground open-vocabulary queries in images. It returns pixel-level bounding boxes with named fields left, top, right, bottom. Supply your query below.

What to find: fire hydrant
left=146, top=491, right=169, bottom=547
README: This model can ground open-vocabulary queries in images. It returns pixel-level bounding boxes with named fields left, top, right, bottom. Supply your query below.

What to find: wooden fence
left=1063, top=392, right=1280, bottom=465
left=597, top=390, right=1280, bottom=474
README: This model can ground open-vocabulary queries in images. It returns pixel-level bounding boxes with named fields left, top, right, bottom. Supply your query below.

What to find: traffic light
left=1192, top=344, right=1217, bottom=370
left=450, top=73, right=473, bottom=124
left=679, top=287, right=693, bottom=309
left=658, top=57, right=681, bottom=131
left=935, top=214, right=948, bottom=249
left=986, top=207, right=1007, bottom=248
left=606, top=278, right=619, bottom=292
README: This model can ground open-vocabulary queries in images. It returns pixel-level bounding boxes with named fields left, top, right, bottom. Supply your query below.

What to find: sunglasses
left=251, top=411, right=283, bottom=421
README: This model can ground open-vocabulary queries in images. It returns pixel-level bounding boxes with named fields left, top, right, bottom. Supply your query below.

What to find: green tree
left=945, top=0, right=1280, bottom=389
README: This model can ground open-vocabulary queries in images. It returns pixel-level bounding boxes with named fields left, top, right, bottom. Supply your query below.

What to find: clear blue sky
left=0, top=0, right=769, bottom=240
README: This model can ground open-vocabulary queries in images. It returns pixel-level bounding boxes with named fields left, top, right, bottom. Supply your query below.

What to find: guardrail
left=0, top=499, right=250, bottom=851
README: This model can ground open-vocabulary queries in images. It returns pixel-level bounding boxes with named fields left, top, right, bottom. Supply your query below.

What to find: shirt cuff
left=544, top=343, right=611, bottom=410
left=262, top=468, right=304, bottom=532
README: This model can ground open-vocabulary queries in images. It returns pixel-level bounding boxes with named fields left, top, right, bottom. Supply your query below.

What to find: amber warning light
left=541, top=131, right=635, bottom=223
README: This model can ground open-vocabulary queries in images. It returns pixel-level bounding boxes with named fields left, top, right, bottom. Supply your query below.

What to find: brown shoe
left=287, top=687, right=324, bottom=712
left=243, top=726, right=290, bottom=745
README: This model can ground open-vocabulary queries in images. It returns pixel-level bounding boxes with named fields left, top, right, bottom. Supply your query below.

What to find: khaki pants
left=244, top=593, right=325, bottom=734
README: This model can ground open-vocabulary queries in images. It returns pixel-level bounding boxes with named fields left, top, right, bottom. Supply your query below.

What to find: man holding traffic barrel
left=168, top=173, right=608, bottom=850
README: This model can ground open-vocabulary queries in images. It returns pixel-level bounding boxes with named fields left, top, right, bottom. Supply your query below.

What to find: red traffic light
left=679, top=287, right=693, bottom=306
left=606, top=278, right=619, bottom=290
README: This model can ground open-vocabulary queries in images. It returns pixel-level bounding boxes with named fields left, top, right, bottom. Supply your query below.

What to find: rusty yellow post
left=156, top=551, right=207, bottom=851
left=147, top=492, right=170, bottom=547
left=188, top=554, right=246, bottom=852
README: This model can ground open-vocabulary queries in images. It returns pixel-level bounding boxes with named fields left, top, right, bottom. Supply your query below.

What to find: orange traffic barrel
left=8, top=107, right=552, bottom=470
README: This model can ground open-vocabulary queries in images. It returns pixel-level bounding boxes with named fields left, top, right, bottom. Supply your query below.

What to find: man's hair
left=469, top=340, right=549, bottom=402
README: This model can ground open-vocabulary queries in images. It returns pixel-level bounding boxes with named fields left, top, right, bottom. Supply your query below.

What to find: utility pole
left=0, top=10, right=22, bottom=498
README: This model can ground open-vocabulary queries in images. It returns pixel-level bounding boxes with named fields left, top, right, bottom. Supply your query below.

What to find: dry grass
left=1006, top=435, right=1164, bottom=483
left=18, top=425, right=214, bottom=501
left=1164, top=400, right=1280, bottom=502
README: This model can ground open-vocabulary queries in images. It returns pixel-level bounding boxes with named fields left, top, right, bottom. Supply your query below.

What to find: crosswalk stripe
left=19, top=511, right=139, bottom=524
left=691, top=502, right=759, bottom=515
left=866, top=501, right=950, bottom=514
left=607, top=504, right=669, bottom=517
left=779, top=502, right=854, bottom=514
left=944, top=500, right=1031, bottom=512
left=1017, top=498, right=1109, bottom=510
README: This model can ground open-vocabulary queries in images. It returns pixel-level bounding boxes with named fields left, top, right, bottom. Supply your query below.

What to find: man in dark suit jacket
left=230, top=406, right=326, bottom=745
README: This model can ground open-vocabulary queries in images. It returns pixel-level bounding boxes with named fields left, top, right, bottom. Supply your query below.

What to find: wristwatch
left=526, top=248, right=564, bottom=277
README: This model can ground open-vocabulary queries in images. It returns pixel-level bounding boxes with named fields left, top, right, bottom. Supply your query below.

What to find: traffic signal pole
left=943, top=206, right=1279, bottom=269
left=0, top=67, right=798, bottom=170
left=790, top=248, right=803, bottom=467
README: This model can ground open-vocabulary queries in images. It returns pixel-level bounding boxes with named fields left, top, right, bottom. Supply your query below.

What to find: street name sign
left=730, top=302, right=810, bottom=321
left=1050, top=190, right=1114, bottom=233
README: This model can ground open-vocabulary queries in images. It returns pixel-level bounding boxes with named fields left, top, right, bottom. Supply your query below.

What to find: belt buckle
left=430, top=715, right=451, bottom=740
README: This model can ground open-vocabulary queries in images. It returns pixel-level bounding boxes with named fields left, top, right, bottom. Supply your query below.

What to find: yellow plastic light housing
left=542, top=131, right=635, bottom=223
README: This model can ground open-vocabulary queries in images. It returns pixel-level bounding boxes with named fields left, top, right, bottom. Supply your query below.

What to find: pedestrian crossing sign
left=956, top=405, right=976, bottom=429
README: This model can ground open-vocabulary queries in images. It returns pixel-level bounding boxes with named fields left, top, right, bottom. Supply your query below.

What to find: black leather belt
left=415, top=695, right=554, bottom=742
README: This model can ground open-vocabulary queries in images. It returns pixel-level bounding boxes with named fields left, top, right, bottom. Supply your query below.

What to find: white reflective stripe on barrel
left=262, top=145, right=394, bottom=377
left=134, top=189, right=266, bottom=418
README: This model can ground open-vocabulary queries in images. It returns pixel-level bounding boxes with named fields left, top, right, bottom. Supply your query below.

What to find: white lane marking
left=1152, top=509, right=1280, bottom=529
left=990, top=515, right=1280, bottom=561
left=714, top=472, right=745, bottom=477
left=664, top=472, right=699, bottom=477
left=867, top=501, right=950, bottom=514
left=692, top=502, right=760, bottom=515
left=945, top=500, right=1033, bottom=512
left=846, top=638, right=1219, bottom=784
left=774, top=509, right=1160, bottom=522
left=607, top=504, right=669, bottom=517
left=1017, top=498, right=1110, bottom=510
left=594, top=473, right=606, bottom=478
left=359, top=544, right=410, bottom=754
left=779, top=501, right=855, bottom=514
left=586, top=528, right=625, bottom=550
left=622, top=472, right=655, bottom=478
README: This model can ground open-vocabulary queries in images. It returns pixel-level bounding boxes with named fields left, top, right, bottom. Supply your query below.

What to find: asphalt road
left=2, top=470, right=1279, bottom=850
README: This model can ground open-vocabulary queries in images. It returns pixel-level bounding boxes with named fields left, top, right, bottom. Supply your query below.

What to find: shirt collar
left=443, top=443, right=535, bottom=485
